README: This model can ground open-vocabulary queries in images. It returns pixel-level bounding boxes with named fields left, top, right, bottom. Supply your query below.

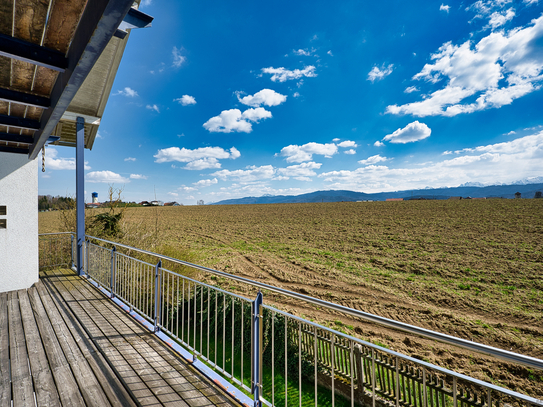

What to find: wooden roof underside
left=0, top=0, right=138, bottom=157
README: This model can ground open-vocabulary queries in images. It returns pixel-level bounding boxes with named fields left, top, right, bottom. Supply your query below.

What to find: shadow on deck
left=0, top=268, right=242, bottom=407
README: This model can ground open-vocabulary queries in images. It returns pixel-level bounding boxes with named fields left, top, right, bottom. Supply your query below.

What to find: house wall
left=0, top=153, right=38, bottom=293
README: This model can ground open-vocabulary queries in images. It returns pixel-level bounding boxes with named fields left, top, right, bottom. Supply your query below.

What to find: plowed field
left=39, top=199, right=543, bottom=397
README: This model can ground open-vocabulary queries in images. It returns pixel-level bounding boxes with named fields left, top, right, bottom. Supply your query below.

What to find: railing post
left=354, top=344, right=365, bottom=402
left=110, top=246, right=116, bottom=298
left=85, top=239, right=89, bottom=278
left=251, top=290, right=263, bottom=407
left=154, top=260, right=162, bottom=333
left=70, top=234, right=75, bottom=268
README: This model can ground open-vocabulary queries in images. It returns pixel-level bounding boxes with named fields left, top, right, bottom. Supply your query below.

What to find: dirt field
left=39, top=199, right=543, bottom=397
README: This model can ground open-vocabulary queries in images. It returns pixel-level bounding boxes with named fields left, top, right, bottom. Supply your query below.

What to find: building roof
left=0, top=0, right=152, bottom=158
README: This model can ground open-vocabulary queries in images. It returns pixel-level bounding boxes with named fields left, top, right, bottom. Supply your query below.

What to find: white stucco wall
left=0, top=152, right=38, bottom=293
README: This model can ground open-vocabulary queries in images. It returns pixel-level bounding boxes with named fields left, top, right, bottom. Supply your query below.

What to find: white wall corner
left=0, top=153, right=39, bottom=293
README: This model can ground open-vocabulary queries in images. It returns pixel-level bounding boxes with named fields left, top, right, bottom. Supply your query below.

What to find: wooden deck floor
left=0, top=268, right=242, bottom=407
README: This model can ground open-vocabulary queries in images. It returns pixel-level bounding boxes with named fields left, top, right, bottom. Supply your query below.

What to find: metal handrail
left=85, top=234, right=543, bottom=371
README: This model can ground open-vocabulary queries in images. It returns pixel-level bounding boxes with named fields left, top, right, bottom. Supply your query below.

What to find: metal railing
left=38, top=233, right=543, bottom=407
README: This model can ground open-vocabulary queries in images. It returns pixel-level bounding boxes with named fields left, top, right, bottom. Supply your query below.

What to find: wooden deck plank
left=28, top=285, right=113, bottom=407
left=34, top=281, right=137, bottom=407
left=55, top=273, right=186, bottom=405
left=73, top=274, right=239, bottom=407
left=0, top=292, right=10, bottom=407
left=29, top=267, right=241, bottom=407
left=18, top=289, right=61, bottom=407
left=21, top=286, right=86, bottom=407
left=8, top=291, right=34, bottom=406
left=41, top=269, right=163, bottom=406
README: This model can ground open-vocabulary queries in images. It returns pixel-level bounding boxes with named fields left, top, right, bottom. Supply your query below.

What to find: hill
left=211, top=183, right=543, bottom=205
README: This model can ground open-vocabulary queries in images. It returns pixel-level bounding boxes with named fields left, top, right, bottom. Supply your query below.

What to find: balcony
left=2, top=233, right=541, bottom=407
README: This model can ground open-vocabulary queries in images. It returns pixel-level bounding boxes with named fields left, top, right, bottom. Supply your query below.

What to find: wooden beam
left=0, top=87, right=50, bottom=108
left=0, top=133, right=33, bottom=144
left=0, top=146, right=29, bottom=154
left=0, top=114, right=40, bottom=131
left=0, top=33, right=68, bottom=72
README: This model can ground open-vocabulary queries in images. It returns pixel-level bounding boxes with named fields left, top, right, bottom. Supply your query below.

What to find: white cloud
left=293, top=48, right=314, bottom=56
left=167, top=192, right=179, bottom=197
left=124, top=157, right=136, bottom=162
left=184, top=158, right=222, bottom=170
left=332, top=138, right=341, bottom=142
left=42, top=147, right=90, bottom=170
left=367, top=64, right=394, bottom=82
left=212, top=165, right=276, bottom=182
left=203, top=108, right=272, bottom=133
left=115, top=87, right=138, bottom=97
left=337, top=140, right=358, bottom=148
left=278, top=142, right=338, bottom=163
left=87, top=171, right=129, bottom=184
left=488, top=8, right=515, bottom=29
left=193, top=178, right=218, bottom=188
left=140, top=0, right=152, bottom=6
left=130, top=174, right=147, bottom=180
left=237, top=89, right=287, bottom=107
left=146, top=104, right=160, bottom=113
left=358, top=155, right=389, bottom=165
left=374, top=141, right=385, bottom=147
left=172, top=46, right=186, bottom=68
left=440, top=4, right=450, bottom=12
left=383, top=121, right=431, bottom=144
left=404, top=86, right=419, bottom=93
left=327, top=50, right=333, bottom=56
left=261, top=66, right=317, bottom=82
left=524, top=0, right=538, bottom=5
left=293, top=92, right=300, bottom=98
left=277, top=162, right=322, bottom=178
left=318, top=131, right=543, bottom=193
left=387, top=15, right=543, bottom=117
left=344, top=149, right=357, bottom=155
left=154, top=146, right=241, bottom=171
left=174, top=95, right=196, bottom=106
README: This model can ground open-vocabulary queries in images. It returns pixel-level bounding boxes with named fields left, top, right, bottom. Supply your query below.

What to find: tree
left=535, top=191, right=542, bottom=199
left=197, top=199, right=204, bottom=205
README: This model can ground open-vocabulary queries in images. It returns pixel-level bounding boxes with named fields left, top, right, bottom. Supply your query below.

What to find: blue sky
left=39, top=0, right=543, bottom=204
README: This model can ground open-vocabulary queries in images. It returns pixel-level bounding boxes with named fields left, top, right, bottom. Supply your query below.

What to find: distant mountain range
left=211, top=181, right=543, bottom=205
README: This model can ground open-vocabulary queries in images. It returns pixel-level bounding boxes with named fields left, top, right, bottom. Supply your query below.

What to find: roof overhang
left=0, top=0, right=153, bottom=158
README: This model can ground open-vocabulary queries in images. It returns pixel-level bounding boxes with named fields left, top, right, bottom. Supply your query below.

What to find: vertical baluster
left=231, top=297, right=235, bottom=376
left=207, top=287, right=210, bottom=359
left=350, top=340, right=354, bottom=407
left=194, top=283, right=197, bottom=355
left=214, top=289, right=218, bottom=366
left=332, top=333, right=336, bottom=407
left=285, top=317, right=288, bottom=407
left=272, top=312, right=275, bottom=407
left=314, top=326, right=317, bottom=407
left=241, top=301, right=244, bottom=387
left=299, top=321, right=302, bottom=407
left=371, top=348, right=376, bottom=407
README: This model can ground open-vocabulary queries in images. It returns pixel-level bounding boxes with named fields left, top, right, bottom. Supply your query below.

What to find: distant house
left=515, top=192, right=521, bottom=199
left=150, top=200, right=164, bottom=206
left=86, top=203, right=101, bottom=209
left=139, top=201, right=150, bottom=206
left=386, top=198, right=403, bottom=201
left=164, top=202, right=181, bottom=206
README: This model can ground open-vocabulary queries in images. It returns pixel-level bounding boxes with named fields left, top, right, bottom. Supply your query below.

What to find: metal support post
left=251, top=290, right=263, bottom=407
left=85, top=239, right=89, bottom=277
left=154, top=260, right=162, bottom=333
left=110, top=246, right=117, bottom=298
left=76, top=116, right=85, bottom=276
